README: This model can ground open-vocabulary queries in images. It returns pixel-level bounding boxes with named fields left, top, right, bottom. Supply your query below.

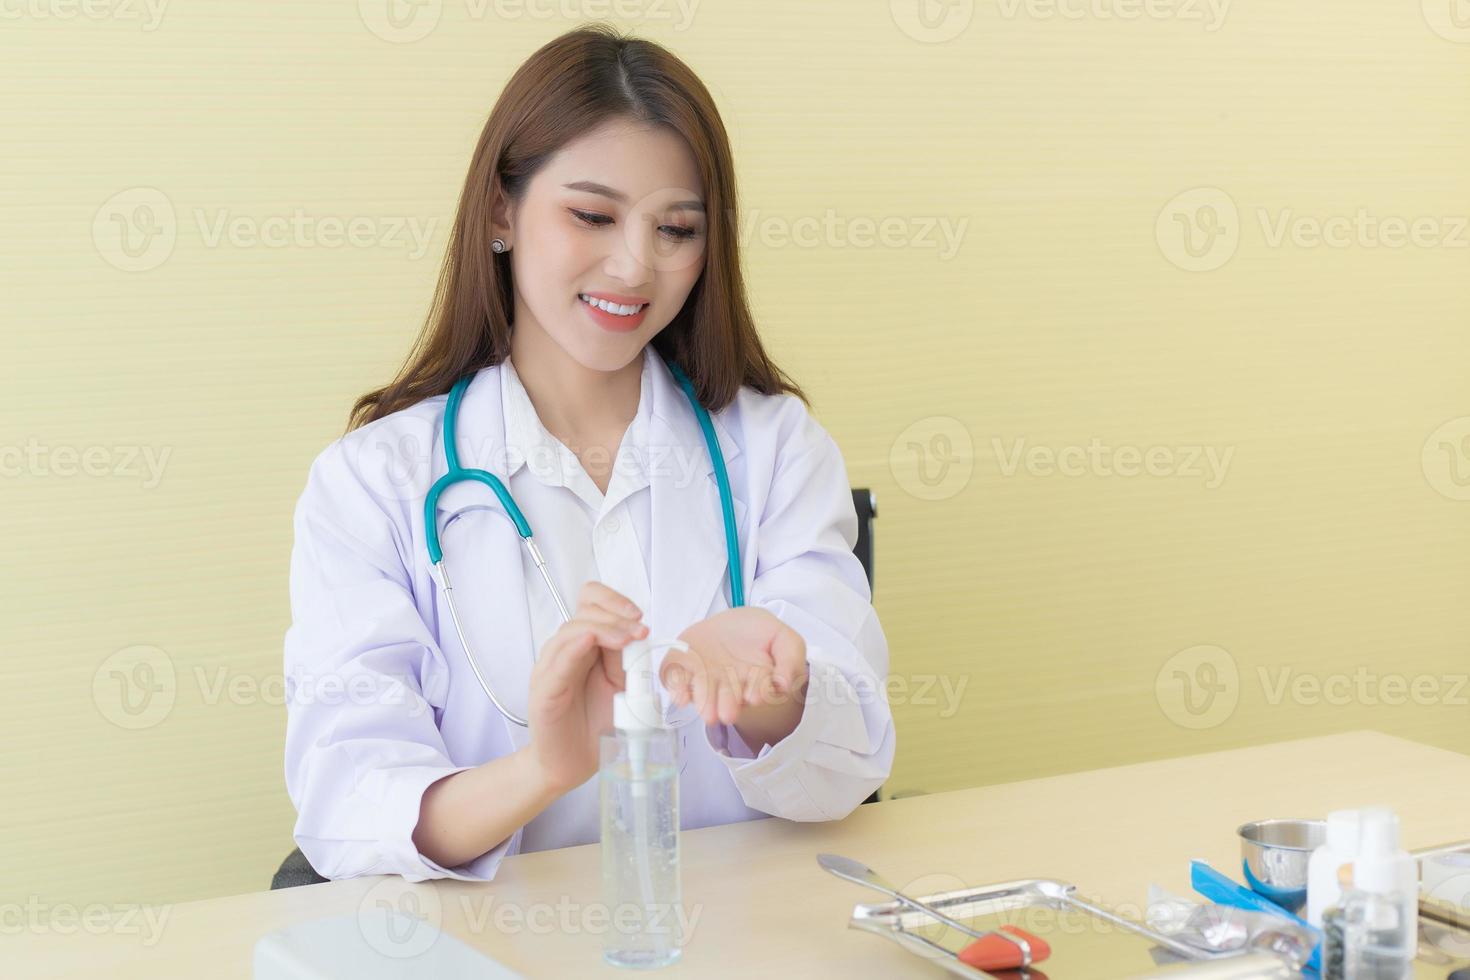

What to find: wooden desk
left=16, top=731, right=1470, bottom=979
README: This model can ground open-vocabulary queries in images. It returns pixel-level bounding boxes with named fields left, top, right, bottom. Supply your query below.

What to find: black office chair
left=850, top=489, right=880, bottom=808
left=271, top=487, right=881, bottom=888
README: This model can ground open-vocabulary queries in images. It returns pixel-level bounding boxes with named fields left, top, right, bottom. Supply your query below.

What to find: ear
left=489, top=180, right=515, bottom=244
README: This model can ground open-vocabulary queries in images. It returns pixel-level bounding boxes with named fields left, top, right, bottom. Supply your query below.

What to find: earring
left=491, top=238, right=507, bottom=253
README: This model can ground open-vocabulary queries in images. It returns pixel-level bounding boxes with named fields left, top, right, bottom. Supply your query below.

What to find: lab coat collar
left=452, top=345, right=742, bottom=478
left=497, top=355, right=572, bottom=489
left=497, top=349, right=662, bottom=498
left=644, top=344, right=743, bottom=479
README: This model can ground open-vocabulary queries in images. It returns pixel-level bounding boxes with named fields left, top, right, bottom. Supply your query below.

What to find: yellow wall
left=4, top=1, right=1468, bottom=908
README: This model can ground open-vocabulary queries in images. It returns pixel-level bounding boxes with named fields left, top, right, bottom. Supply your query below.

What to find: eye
left=570, top=208, right=613, bottom=228
left=660, top=223, right=700, bottom=242
left=569, top=208, right=702, bottom=243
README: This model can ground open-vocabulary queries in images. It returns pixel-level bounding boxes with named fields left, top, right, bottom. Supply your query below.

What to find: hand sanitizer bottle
left=600, top=639, right=685, bottom=969
left=1322, top=808, right=1416, bottom=980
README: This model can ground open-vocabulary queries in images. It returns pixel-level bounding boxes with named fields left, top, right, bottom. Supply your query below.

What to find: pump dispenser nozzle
left=614, top=638, right=688, bottom=734
left=613, top=638, right=688, bottom=806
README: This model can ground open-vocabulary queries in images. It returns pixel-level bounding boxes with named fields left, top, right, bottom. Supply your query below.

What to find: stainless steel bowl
left=1237, top=818, right=1326, bottom=914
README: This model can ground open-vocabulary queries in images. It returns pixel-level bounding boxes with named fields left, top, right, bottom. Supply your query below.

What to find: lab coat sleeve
left=283, top=438, right=518, bottom=882
left=703, top=408, right=896, bottom=821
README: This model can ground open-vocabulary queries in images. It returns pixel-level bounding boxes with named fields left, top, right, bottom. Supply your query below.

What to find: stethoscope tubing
left=424, top=354, right=739, bottom=728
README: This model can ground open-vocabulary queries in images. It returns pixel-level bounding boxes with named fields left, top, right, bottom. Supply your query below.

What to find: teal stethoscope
left=424, top=353, right=744, bottom=728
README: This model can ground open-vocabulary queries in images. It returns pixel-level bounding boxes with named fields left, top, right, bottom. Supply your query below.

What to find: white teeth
left=579, top=294, right=645, bottom=316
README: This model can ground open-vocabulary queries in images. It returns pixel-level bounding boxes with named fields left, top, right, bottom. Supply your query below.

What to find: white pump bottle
left=600, top=638, right=686, bottom=969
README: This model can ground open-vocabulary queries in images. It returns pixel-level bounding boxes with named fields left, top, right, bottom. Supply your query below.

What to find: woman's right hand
left=525, top=581, right=649, bottom=794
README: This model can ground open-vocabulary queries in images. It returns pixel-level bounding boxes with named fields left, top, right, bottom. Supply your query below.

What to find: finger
left=564, top=617, right=643, bottom=650
left=580, top=599, right=648, bottom=633
left=660, top=660, right=692, bottom=703
left=743, top=665, right=776, bottom=707
left=571, top=607, right=649, bottom=640
left=768, top=623, right=807, bottom=694
left=599, top=644, right=627, bottom=689
left=661, top=649, right=719, bottom=692
left=716, top=673, right=740, bottom=725
left=576, top=581, right=643, bottom=620
left=538, top=628, right=601, bottom=690
left=717, top=658, right=748, bottom=702
left=549, top=623, right=638, bottom=667
left=718, top=659, right=748, bottom=722
left=690, top=665, right=715, bottom=725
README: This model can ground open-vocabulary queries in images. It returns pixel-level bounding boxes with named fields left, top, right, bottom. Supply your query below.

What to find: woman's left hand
left=663, top=607, right=810, bottom=751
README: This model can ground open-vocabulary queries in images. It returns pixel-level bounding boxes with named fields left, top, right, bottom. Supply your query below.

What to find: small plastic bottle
left=1321, top=808, right=1416, bottom=980
left=1309, top=809, right=1362, bottom=928
left=600, top=639, right=685, bottom=969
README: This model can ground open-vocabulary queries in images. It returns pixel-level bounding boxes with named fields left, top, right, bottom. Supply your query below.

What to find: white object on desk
left=1424, top=851, right=1470, bottom=908
left=253, top=909, right=525, bottom=980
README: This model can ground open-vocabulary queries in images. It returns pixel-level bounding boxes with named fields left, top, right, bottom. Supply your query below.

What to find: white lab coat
left=283, top=350, right=895, bottom=882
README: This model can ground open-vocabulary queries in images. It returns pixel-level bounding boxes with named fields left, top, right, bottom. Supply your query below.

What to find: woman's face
left=498, top=119, right=708, bottom=374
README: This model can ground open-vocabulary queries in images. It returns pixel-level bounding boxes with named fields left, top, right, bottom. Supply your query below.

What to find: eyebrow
left=562, top=180, right=705, bottom=213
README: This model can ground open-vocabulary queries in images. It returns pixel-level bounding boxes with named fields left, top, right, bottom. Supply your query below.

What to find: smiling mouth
left=578, top=293, right=649, bottom=316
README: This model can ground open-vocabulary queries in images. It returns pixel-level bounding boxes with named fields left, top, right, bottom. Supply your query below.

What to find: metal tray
left=1410, top=839, right=1470, bottom=972
left=846, top=863, right=1470, bottom=978
left=846, top=877, right=1286, bottom=979
left=1415, top=839, right=1470, bottom=931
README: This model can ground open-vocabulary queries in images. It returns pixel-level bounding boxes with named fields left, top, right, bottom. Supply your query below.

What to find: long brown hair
left=348, top=23, right=806, bottom=433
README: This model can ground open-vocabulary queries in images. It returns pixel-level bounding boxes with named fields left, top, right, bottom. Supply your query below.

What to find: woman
left=283, top=24, right=894, bottom=882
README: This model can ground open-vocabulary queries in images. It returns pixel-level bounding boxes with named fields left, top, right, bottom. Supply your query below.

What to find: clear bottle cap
left=1353, top=807, right=1403, bottom=894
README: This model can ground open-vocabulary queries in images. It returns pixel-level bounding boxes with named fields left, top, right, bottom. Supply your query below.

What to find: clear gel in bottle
left=1322, top=808, right=1416, bottom=980
left=600, top=639, right=684, bottom=969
